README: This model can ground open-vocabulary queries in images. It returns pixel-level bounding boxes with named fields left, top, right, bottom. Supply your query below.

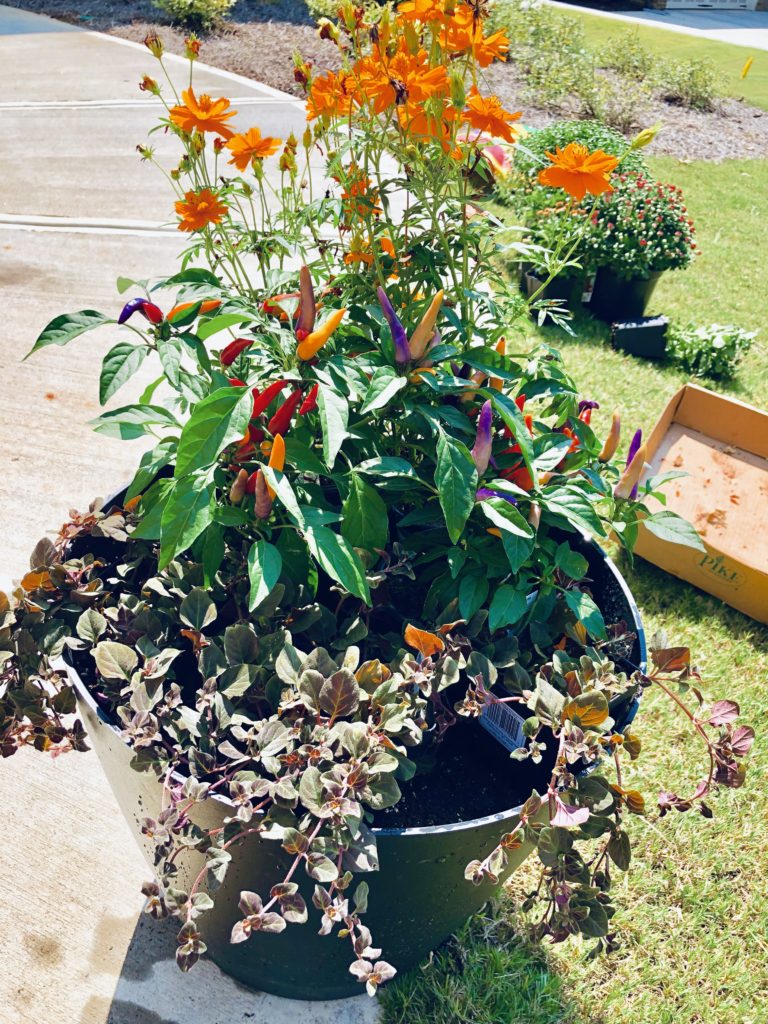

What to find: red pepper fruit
left=250, top=379, right=287, bottom=419
left=249, top=426, right=265, bottom=443
left=562, top=426, right=579, bottom=453
left=228, top=376, right=247, bottom=387
left=299, top=383, right=319, bottom=415
left=501, top=464, right=534, bottom=491
left=233, top=441, right=256, bottom=463
left=503, top=414, right=534, bottom=454
left=118, top=297, right=164, bottom=325
left=220, top=337, right=253, bottom=366
left=245, top=471, right=259, bottom=495
left=503, top=395, right=528, bottom=439
left=267, top=388, right=303, bottom=436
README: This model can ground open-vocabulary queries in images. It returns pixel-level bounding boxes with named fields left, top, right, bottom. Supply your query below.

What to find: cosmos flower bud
left=184, top=35, right=201, bottom=60
left=631, top=123, right=662, bottom=150
left=144, top=32, right=164, bottom=59
left=139, top=75, right=160, bottom=95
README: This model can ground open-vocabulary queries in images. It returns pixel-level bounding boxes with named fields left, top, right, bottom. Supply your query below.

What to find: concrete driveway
left=546, top=0, right=768, bottom=50
left=0, top=7, right=378, bottom=1022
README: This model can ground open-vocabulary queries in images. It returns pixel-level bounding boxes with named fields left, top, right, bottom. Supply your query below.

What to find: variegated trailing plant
left=1, top=4, right=755, bottom=996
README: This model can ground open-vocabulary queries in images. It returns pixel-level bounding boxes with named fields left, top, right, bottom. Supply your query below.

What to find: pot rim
left=64, top=498, right=646, bottom=839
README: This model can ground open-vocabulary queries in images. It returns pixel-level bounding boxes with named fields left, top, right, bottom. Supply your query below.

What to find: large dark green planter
left=590, top=267, right=662, bottom=322
left=62, top=530, right=644, bottom=1000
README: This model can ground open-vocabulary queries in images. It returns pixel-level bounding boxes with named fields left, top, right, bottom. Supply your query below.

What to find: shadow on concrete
left=0, top=0, right=317, bottom=31
left=91, top=913, right=380, bottom=1024
left=0, top=2, right=79, bottom=33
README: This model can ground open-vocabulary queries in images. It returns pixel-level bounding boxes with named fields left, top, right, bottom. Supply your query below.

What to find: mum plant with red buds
left=3, top=0, right=753, bottom=999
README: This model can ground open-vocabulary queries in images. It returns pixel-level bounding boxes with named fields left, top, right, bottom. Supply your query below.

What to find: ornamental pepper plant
left=1, top=1, right=752, bottom=996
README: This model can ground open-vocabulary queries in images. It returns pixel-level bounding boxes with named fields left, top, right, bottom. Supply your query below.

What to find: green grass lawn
left=381, top=157, right=768, bottom=1024
left=569, top=6, right=768, bottom=111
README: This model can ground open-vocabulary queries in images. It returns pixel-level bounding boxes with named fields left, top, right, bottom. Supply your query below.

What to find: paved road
left=0, top=8, right=378, bottom=1022
left=546, top=0, right=768, bottom=51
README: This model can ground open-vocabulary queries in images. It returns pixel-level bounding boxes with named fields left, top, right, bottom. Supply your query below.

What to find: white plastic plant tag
left=479, top=697, right=526, bottom=753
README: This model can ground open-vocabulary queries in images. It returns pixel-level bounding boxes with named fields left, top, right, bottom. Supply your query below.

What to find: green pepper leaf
left=99, top=341, right=148, bottom=405
left=488, top=585, right=528, bottom=632
left=317, top=386, right=348, bottom=469
left=198, top=313, right=250, bottom=340
left=359, top=367, right=408, bottom=414
left=90, top=404, right=179, bottom=440
left=642, top=511, right=705, bottom=552
left=341, top=473, right=389, bottom=553
left=158, top=475, right=215, bottom=569
left=458, top=573, right=489, bottom=621
left=485, top=389, right=534, bottom=470
left=247, top=540, right=283, bottom=611
left=175, top=386, right=253, bottom=478
left=306, top=526, right=371, bottom=604
left=435, top=430, right=477, bottom=544
left=27, top=310, right=111, bottom=358
left=564, top=589, right=607, bottom=640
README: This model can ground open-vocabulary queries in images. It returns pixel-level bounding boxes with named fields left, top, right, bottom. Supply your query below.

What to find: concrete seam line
left=86, top=29, right=308, bottom=108
left=0, top=97, right=300, bottom=110
left=0, top=213, right=176, bottom=237
left=0, top=224, right=176, bottom=237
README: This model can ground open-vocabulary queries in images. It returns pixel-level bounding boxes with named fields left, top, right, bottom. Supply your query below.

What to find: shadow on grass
left=379, top=905, right=582, bottom=1024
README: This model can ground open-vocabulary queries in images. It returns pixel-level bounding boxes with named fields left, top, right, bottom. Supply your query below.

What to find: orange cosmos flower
left=169, top=88, right=238, bottom=139
left=306, top=70, right=356, bottom=120
left=440, top=6, right=508, bottom=67
left=354, top=44, right=449, bottom=115
left=537, top=143, right=619, bottom=201
left=340, top=164, right=382, bottom=220
left=461, top=88, right=521, bottom=145
left=344, top=246, right=375, bottom=267
left=397, top=0, right=450, bottom=25
left=225, top=127, right=282, bottom=170
left=398, top=99, right=458, bottom=154
left=175, top=188, right=228, bottom=232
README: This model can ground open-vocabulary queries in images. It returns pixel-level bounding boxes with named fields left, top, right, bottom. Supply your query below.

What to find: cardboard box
left=635, top=383, right=768, bottom=623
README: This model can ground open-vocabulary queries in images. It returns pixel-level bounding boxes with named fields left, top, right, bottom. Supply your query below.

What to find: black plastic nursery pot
left=523, top=270, right=584, bottom=309
left=63, top=531, right=645, bottom=1001
left=611, top=316, right=669, bottom=361
left=589, top=267, right=662, bottom=323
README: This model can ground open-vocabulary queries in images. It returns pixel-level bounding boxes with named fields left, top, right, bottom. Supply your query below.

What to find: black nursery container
left=64, top=530, right=645, bottom=1000
left=611, top=316, right=669, bottom=360
left=590, top=267, right=662, bottom=322
left=523, top=270, right=584, bottom=310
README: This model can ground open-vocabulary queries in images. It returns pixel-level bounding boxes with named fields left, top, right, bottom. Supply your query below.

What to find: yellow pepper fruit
left=296, top=307, right=346, bottom=361
left=265, top=433, right=285, bottom=499
left=408, top=289, right=444, bottom=361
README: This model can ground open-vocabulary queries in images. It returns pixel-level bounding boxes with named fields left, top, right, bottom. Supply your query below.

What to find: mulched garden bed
left=9, top=0, right=768, bottom=161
